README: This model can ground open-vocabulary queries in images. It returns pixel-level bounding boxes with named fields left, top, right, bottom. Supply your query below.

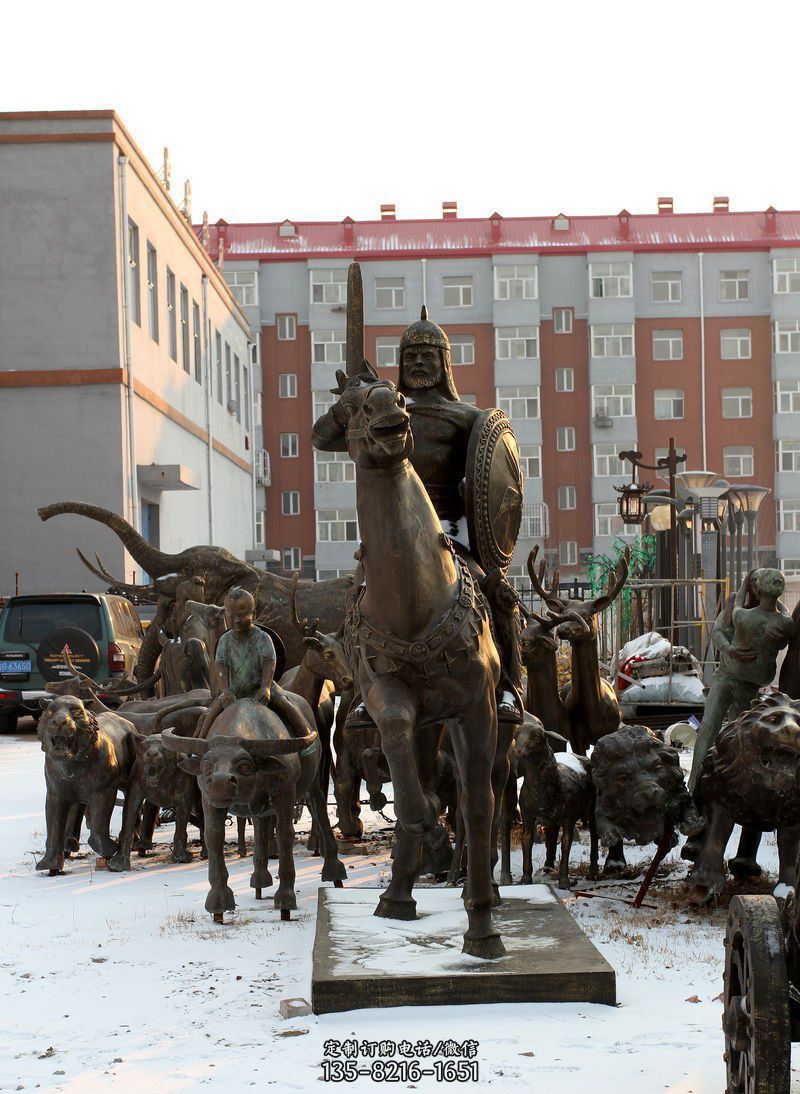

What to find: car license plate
left=0, top=660, right=31, bottom=673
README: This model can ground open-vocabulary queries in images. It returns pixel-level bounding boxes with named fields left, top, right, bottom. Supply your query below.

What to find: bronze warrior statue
left=312, top=308, right=524, bottom=727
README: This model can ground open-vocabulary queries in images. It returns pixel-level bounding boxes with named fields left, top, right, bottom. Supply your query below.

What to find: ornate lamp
left=676, top=470, right=718, bottom=495
left=729, top=485, right=771, bottom=573
left=616, top=479, right=650, bottom=525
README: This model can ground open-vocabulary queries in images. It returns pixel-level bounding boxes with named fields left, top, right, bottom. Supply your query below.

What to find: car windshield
left=4, top=600, right=103, bottom=644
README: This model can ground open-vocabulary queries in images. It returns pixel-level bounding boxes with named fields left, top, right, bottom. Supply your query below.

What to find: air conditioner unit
left=593, top=414, right=613, bottom=429
left=255, top=449, right=271, bottom=486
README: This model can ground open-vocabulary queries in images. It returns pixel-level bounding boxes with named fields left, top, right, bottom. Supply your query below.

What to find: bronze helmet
left=399, top=305, right=451, bottom=355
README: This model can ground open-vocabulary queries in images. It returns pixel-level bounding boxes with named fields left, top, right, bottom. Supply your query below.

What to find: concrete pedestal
left=311, top=885, right=616, bottom=1014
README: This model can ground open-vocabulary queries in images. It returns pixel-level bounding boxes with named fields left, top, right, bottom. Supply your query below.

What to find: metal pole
left=735, top=511, right=744, bottom=586
left=745, top=512, right=756, bottom=573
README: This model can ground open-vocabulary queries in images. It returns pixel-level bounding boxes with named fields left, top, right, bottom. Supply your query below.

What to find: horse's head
left=332, top=367, right=413, bottom=468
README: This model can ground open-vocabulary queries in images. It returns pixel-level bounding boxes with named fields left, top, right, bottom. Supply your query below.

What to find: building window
left=494, top=264, right=537, bottom=300
left=593, top=384, right=634, bottom=418
left=520, top=502, right=549, bottom=539
left=774, top=320, right=800, bottom=354
left=280, top=432, right=299, bottom=458
left=166, top=270, right=177, bottom=361
left=253, top=394, right=262, bottom=427
left=281, top=491, right=300, bottom=516
left=461, top=393, right=477, bottom=405
left=777, top=441, right=800, bottom=473
left=593, top=443, right=627, bottom=477
left=590, top=261, right=632, bottom=299
left=250, top=342, right=259, bottom=368
left=375, top=337, right=400, bottom=367
left=724, top=445, right=754, bottom=478
left=555, top=367, right=574, bottom=392
left=312, top=330, right=346, bottom=364
left=180, top=286, right=190, bottom=373
left=450, top=334, right=475, bottom=365
left=591, top=323, right=634, bottom=357
left=317, top=508, right=358, bottom=542
left=215, top=332, right=222, bottom=404
left=496, top=326, right=539, bottom=360
left=228, top=270, right=258, bottom=307
left=655, top=445, right=684, bottom=475
left=776, top=380, right=800, bottom=414
left=146, top=243, right=158, bottom=342
left=225, top=343, right=232, bottom=405
left=595, top=502, right=639, bottom=538
left=375, top=277, right=405, bottom=309
left=553, top=308, right=573, bottom=334
left=782, top=558, right=800, bottom=576
left=311, top=268, right=347, bottom=305
left=277, top=314, right=297, bottom=340
left=497, top=386, right=539, bottom=419
left=243, top=365, right=250, bottom=428
left=654, top=389, right=684, bottom=420
left=722, top=387, right=752, bottom=418
left=442, top=275, right=473, bottom=308
left=519, top=445, right=541, bottom=478
left=279, top=373, right=298, bottom=399
left=556, top=427, right=575, bottom=452
left=651, top=270, right=682, bottom=303
left=128, top=219, right=141, bottom=326
left=234, top=355, right=241, bottom=422
left=283, top=546, right=302, bottom=572
left=779, top=500, right=800, bottom=532
left=721, top=328, right=752, bottom=359
left=255, top=511, right=265, bottom=546
left=193, top=301, right=201, bottom=383
left=774, top=258, right=800, bottom=294
left=652, top=329, right=684, bottom=361
left=313, top=390, right=336, bottom=420
left=719, top=269, right=750, bottom=302
left=559, top=541, right=578, bottom=566
left=315, top=450, right=356, bottom=483
left=558, top=485, right=576, bottom=510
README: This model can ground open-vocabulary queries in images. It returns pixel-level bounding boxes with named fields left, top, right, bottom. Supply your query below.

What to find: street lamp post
left=729, top=485, right=771, bottom=575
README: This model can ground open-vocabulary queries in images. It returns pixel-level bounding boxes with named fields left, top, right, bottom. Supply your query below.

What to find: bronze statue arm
left=215, top=665, right=236, bottom=708
left=255, top=655, right=278, bottom=705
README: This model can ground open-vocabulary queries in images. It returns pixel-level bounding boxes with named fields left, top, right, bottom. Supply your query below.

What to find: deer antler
left=61, top=646, right=99, bottom=689
left=289, top=573, right=320, bottom=638
left=591, top=547, right=631, bottom=614
left=526, top=546, right=566, bottom=611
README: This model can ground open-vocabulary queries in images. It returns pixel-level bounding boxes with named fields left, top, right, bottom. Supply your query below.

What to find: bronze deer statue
left=317, top=369, right=507, bottom=958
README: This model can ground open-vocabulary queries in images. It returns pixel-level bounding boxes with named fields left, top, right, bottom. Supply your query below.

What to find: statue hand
left=731, top=648, right=757, bottom=663
left=764, top=626, right=787, bottom=644
left=255, top=686, right=271, bottom=705
left=220, top=689, right=236, bottom=707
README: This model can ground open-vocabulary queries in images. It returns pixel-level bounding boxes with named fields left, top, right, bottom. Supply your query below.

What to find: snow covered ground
left=1, top=724, right=797, bottom=1094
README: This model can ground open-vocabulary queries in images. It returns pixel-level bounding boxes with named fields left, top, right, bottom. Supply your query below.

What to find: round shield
left=464, top=408, right=524, bottom=573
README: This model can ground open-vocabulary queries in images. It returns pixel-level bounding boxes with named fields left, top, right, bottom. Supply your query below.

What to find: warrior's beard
left=404, top=369, right=443, bottom=390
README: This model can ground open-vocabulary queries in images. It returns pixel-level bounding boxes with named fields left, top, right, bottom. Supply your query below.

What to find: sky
left=3, top=0, right=799, bottom=225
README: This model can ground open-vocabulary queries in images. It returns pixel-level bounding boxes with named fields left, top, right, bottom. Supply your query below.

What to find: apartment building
left=201, top=202, right=800, bottom=582
left=0, top=111, right=254, bottom=594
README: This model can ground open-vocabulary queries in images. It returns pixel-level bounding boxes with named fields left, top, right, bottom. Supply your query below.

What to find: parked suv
left=0, top=593, right=144, bottom=732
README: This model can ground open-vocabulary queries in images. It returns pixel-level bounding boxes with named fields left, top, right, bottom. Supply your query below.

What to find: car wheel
left=0, top=711, right=19, bottom=734
left=36, top=627, right=101, bottom=682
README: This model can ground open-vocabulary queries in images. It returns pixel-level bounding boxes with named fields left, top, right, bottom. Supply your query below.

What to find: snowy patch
left=555, top=753, right=588, bottom=775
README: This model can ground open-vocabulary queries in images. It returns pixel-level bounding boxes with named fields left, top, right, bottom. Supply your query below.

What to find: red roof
left=196, top=208, right=800, bottom=261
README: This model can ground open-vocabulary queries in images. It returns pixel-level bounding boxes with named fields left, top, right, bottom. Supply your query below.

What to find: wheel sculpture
left=723, top=895, right=791, bottom=1094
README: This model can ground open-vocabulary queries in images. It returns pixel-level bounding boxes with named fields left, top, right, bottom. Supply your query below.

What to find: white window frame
left=782, top=558, right=800, bottom=576
left=494, top=264, right=538, bottom=301
left=651, top=270, right=682, bottom=303
left=310, top=268, right=347, bottom=305
left=375, top=337, right=400, bottom=368
left=723, top=445, right=754, bottom=478
left=280, top=432, right=299, bottom=458
left=652, top=329, right=684, bottom=361
left=593, top=443, right=628, bottom=477
left=146, top=242, right=158, bottom=343
left=592, top=384, right=635, bottom=418
left=654, top=389, right=684, bottom=420
left=774, top=258, right=800, bottom=295
left=312, top=330, right=346, bottom=364
left=496, top=385, right=540, bottom=420
left=316, top=508, right=359, bottom=543
left=277, top=314, right=297, bottom=341
left=282, top=546, right=302, bottom=572
left=555, top=367, right=574, bottom=392
left=559, top=541, right=578, bottom=566
left=449, top=334, right=475, bottom=365
left=314, top=450, right=356, bottom=484
left=253, top=394, right=262, bottom=427
left=553, top=308, right=573, bottom=334
left=255, top=511, right=265, bottom=546
left=228, top=269, right=258, bottom=307
left=556, top=427, right=576, bottom=452
left=722, top=387, right=752, bottom=419
left=775, top=380, right=800, bottom=414
left=774, top=320, right=800, bottom=354
left=777, top=441, right=800, bottom=473
left=779, top=500, right=800, bottom=532
left=496, top=326, right=539, bottom=360
left=595, top=502, right=640, bottom=538
left=279, top=373, right=297, bottom=399
left=281, top=491, right=301, bottom=516
left=558, top=485, right=577, bottom=510
left=519, top=502, right=549, bottom=539
left=313, top=391, right=335, bottom=420
left=589, top=261, right=632, bottom=299
left=442, top=275, right=473, bottom=308
left=519, top=445, right=541, bottom=478
left=721, top=328, right=752, bottom=359
left=591, top=323, right=634, bottom=358
left=375, top=277, right=405, bottom=309
left=719, top=269, right=750, bottom=302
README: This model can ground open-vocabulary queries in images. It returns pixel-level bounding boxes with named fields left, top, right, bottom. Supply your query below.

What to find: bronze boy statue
left=196, top=587, right=309, bottom=740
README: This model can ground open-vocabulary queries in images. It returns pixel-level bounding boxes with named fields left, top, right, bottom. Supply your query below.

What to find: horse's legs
left=490, top=722, right=514, bottom=893
left=499, top=765, right=517, bottom=886
left=367, top=677, right=431, bottom=833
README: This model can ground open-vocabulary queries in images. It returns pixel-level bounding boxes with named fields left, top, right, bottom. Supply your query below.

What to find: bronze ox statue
left=162, top=696, right=346, bottom=920
left=319, top=368, right=508, bottom=959
left=36, top=694, right=137, bottom=874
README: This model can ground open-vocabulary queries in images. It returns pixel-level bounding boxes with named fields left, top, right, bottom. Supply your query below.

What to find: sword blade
left=346, top=261, right=364, bottom=377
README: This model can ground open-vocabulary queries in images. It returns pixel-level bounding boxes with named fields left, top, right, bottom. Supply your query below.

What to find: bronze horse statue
left=322, top=367, right=506, bottom=959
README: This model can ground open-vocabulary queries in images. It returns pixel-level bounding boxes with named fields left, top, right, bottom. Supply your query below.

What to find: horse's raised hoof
left=374, top=896, right=417, bottom=921
left=462, top=932, right=506, bottom=960
left=728, top=855, right=762, bottom=879
left=281, top=909, right=291, bottom=921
